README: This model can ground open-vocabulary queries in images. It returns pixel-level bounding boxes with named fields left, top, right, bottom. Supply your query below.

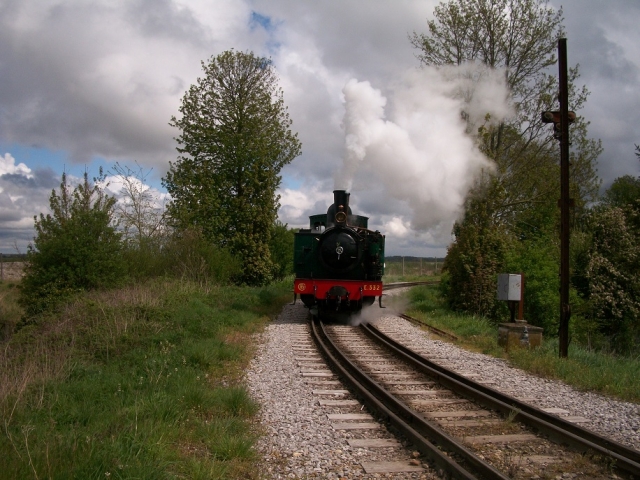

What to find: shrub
left=269, top=221, right=294, bottom=280
left=19, top=172, right=126, bottom=318
left=162, top=228, right=242, bottom=285
left=505, top=238, right=559, bottom=333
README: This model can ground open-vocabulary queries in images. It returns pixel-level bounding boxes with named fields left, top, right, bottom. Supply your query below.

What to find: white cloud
left=0, top=153, right=32, bottom=178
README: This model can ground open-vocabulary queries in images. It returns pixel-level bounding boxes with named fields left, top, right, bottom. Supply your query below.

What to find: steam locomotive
left=293, top=190, right=385, bottom=317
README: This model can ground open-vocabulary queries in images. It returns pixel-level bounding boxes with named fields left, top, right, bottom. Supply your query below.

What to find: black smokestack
left=334, top=190, right=350, bottom=214
left=327, top=190, right=351, bottom=227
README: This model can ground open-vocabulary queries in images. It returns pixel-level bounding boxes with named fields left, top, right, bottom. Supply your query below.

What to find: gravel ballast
left=245, top=302, right=640, bottom=478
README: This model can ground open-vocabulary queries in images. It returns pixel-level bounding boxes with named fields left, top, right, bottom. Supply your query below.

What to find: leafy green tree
left=442, top=181, right=511, bottom=317
left=573, top=150, right=640, bottom=353
left=269, top=221, right=295, bottom=280
left=163, top=50, right=301, bottom=285
left=584, top=204, right=640, bottom=354
left=162, top=227, right=241, bottom=285
left=20, top=172, right=125, bottom=317
left=505, top=236, right=559, bottom=332
left=412, top=0, right=601, bottom=223
left=602, top=175, right=640, bottom=210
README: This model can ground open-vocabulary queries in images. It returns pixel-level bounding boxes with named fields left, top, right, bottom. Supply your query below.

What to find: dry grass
left=0, top=324, right=72, bottom=413
left=0, top=281, right=176, bottom=410
left=0, top=262, right=24, bottom=281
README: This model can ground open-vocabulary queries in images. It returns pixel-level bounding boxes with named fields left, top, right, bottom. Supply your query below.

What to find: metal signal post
left=542, top=39, right=573, bottom=357
left=558, top=38, right=571, bottom=358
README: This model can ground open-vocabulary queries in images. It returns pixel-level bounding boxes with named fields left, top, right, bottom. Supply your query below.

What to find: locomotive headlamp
left=335, top=204, right=347, bottom=224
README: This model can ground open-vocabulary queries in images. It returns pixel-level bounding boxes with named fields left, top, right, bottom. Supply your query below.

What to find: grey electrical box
left=497, top=274, right=522, bottom=301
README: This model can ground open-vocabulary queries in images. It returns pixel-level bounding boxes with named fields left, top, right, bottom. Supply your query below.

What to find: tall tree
left=602, top=175, right=640, bottom=210
left=584, top=204, right=640, bottom=354
left=411, top=0, right=600, bottom=224
left=442, top=179, right=511, bottom=317
left=163, top=51, right=301, bottom=285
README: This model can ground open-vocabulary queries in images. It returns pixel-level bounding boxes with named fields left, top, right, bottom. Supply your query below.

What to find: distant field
left=0, top=261, right=24, bottom=281
left=385, top=257, right=444, bottom=277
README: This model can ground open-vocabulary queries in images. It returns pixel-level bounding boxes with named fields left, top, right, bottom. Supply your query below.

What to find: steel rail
left=362, top=322, right=640, bottom=478
left=311, top=318, right=511, bottom=480
left=384, top=281, right=438, bottom=290
left=399, top=313, right=459, bottom=342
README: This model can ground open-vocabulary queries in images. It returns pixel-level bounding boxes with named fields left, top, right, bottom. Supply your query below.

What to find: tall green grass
left=508, top=340, right=640, bottom=401
left=0, top=281, right=22, bottom=340
left=1, top=278, right=292, bottom=479
left=406, top=284, right=640, bottom=403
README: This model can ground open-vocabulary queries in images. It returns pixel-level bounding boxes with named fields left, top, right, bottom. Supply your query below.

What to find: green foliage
left=442, top=183, right=510, bottom=319
left=115, top=227, right=242, bottom=286
left=413, top=0, right=602, bottom=338
left=583, top=204, right=640, bottom=354
left=505, top=238, right=559, bottom=333
left=268, top=221, right=295, bottom=280
left=164, top=50, right=302, bottom=286
left=602, top=174, right=640, bottom=209
left=162, top=228, right=242, bottom=285
left=19, top=172, right=126, bottom=318
left=120, top=236, right=169, bottom=280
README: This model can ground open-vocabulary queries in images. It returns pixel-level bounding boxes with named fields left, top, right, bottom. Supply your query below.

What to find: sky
left=1, top=0, right=639, bottom=256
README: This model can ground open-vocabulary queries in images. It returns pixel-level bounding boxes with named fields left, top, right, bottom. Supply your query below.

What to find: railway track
left=310, top=316, right=640, bottom=479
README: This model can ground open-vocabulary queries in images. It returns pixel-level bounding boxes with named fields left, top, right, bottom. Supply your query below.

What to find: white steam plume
left=337, top=62, right=512, bottom=232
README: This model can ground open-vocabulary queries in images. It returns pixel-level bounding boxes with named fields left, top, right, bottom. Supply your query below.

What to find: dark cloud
left=552, top=0, right=640, bottom=188
left=0, top=166, right=58, bottom=251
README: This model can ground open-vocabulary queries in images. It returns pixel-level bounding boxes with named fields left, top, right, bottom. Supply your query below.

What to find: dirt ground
left=0, top=262, right=24, bottom=281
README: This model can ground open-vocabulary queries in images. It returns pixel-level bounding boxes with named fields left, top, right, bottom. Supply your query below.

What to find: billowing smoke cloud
left=337, top=63, right=512, bottom=231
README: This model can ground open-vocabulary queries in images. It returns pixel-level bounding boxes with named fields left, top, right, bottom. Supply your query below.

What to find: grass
left=1, top=277, right=293, bottom=479
left=0, top=281, right=22, bottom=340
left=405, top=283, right=640, bottom=403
